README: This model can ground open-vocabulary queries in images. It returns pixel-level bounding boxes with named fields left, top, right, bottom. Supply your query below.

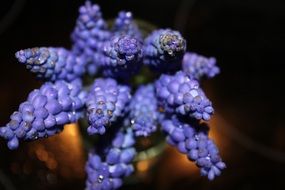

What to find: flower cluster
left=15, top=47, right=87, bottom=82
left=143, top=29, right=186, bottom=73
left=155, top=71, right=214, bottom=121
left=86, top=128, right=136, bottom=190
left=101, top=35, right=143, bottom=80
left=112, top=11, right=142, bottom=40
left=125, top=84, right=159, bottom=137
left=0, top=1, right=225, bottom=189
left=182, top=52, right=220, bottom=80
left=161, top=116, right=226, bottom=180
left=86, top=78, right=131, bottom=135
left=0, top=79, right=86, bottom=150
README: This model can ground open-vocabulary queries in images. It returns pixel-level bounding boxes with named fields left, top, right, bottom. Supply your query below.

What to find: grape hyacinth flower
left=143, top=29, right=186, bottom=73
left=161, top=117, right=226, bottom=180
left=86, top=78, right=131, bottom=135
left=0, top=79, right=86, bottom=150
left=71, top=0, right=110, bottom=55
left=71, top=0, right=111, bottom=75
left=15, top=47, right=87, bottom=82
left=86, top=128, right=136, bottom=190
left=101, top=35, right=143, bottom=80
left=155, top=71, right=214, bottom=121
left=182, top=52, right=220, bottom=80
left=112, top=11, right=143, bottom=40
left=125, top=84, right=158, bottom=137
left=1, top=1, right=226, bottom=188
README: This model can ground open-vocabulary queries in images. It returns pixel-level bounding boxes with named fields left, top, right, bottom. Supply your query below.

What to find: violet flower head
left=102, top=35, right=143, bottom=79
left=71, top=1, right=111, bottom=75
left=15, top=47, right=86, bottom=82
left=71, top=1, right=110, bottom=54
left=182, top=52, right=220, bottom=80
left=155, top=71, right=214, bottom=121
left=112, top=11, right=142, bottom=40
left=86, top=128, right=136, bottom=190
left=125, top=84, right=158, bottom=137
left=143, top=29, right=186, bottom=73
left=86, top=78, right=131, bottom=135
left=1, top=1, right=226, bottom=185
left=0, top=79, right=86, bottom=150
left=161, top=117, right=226, bottom=180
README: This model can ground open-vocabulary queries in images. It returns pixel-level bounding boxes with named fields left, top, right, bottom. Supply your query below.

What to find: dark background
left=0, top=0, right=285, bottom=189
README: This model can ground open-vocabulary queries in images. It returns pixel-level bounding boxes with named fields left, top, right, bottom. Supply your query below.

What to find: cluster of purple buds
left=86, top=78, right=131, bottom=135
left=1, top=1, right=226, bottom=189
left=155, top=71, right=214, bottom=121
left=15, top=47, right=87, bottom=82
left=101, top=35, right=143, bottom=80
left=182, top=52, right=220, bottom=80
left=161, top=116, right=226, bottom=180
left=86, top=128, right=136, bottom=190
left=71, top=1, right=111, bottom=56
left=112, top=11, right=142, bottom=40
left=125, top=84, right=158, bottom=137
left=143, top=29, right=186, bottom=73
left=0, top=79, right=86, bottom=149
left=71, top=1, right=111, bottom=75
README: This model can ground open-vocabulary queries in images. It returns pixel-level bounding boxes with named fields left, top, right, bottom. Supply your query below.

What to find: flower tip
left=15, top=50, right=26, bottom=63
left=0, top=127, right=6, bottom=136
left=216, top=161, right=226, bottom=169
left=7, top=137, right=19, bottom=150
left=207, top=169, right=215, bottom=181
left=159, top=31, right=186, bottom=56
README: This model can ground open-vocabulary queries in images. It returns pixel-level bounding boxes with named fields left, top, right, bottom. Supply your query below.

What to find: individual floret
left=0, top=79, right=86, bottom=150
left=112, top=11, right=142, bottom=40
left=161, top=116, right=226, bottom=180
left=86, top=128, right=136, bottom=190
left=155, top=71, right=214, bottom=121
left=125, top=84, right=158, bottom=137
left=143, top=29, right=186, bottom=73
left=15, top=47, right=87, bottom=82
left=182, top=52, right=220, bottom=80
left=86, top=78, right=131, bottom=135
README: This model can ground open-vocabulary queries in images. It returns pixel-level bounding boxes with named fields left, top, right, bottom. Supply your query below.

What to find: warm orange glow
left=35, top=146, right=48, bottom=162
left=168, top=147, right=198, bottom=174
left=46, top=158, right=58, bottom=170
left=137, top=160, right=150, bottom=172
left=64, top=123, right=78, bottom=137
left=209, top=114, right=232, bottom=156
left=155, top=112, right=231, bottom=188
left=27, top=123, right=85, bottom=179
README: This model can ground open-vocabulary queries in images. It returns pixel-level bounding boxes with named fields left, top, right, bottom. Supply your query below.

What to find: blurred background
left=0, top=0, right=285, bottom=189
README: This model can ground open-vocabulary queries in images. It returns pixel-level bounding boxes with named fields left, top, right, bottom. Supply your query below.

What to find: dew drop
left=97, top=175, right=104, bottom=183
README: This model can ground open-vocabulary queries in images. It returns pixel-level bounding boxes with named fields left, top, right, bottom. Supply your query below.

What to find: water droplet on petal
left=97, top=175, right=104, bottom=183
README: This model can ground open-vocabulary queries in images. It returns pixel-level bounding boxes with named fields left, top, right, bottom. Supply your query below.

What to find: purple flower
left=71, top=1, right=111, bottom=75
left=155, top=71, right=214, bottom=121
left=86, top=128, right=136, bottom=190
left=86, top=78, right=131, bottom=135
left=161, top=116, right=226, bottom=180
left=143, top=29, right=186, bottom=73
left=2, top=1, right=226, bottom=185
left=0, top=79, right=86, bottom=150
left=112, top=11, right=142, bottom=40
left=101, top=35, right=143, bottom=80
left=125, top=84, right=158, bottom=137
left=182, top=52, right=220, bottom=80
left=15, top=47, right=87, bottom=82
